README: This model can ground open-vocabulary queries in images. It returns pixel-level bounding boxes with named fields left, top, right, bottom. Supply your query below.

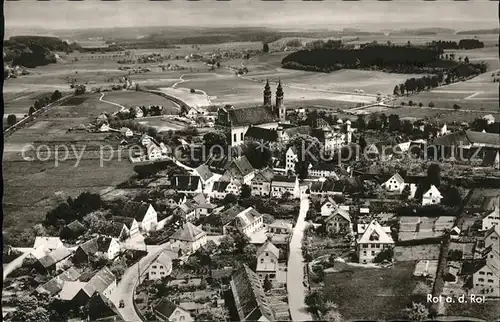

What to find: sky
left=4, top=0, right=498, bottom=34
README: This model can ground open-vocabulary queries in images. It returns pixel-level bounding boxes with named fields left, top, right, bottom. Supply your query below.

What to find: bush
left=418, top=102, right=423, bottom=107
left=428, top=102, right=435, bottom=107
left=190, top=88, right=195, bottom=93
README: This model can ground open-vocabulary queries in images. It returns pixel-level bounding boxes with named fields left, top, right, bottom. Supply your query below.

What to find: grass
left=394, top=244, right=441, bottom=261
left=323, top=261, right=418, bottom=320
left=446, top=299, right=500, bottom=321
left=101, top=90, right=180, bottom=113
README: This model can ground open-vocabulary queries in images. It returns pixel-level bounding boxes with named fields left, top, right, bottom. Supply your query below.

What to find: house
left=120, top=127, right=133, bottom=138
left=186, top=107, right=200, bottom=119
left=33, top=237, right=64, bottom=251
left=165, top=193, right=187, bottom=208
left=278, top=125, right=311, bottom=143
left=251, top=168, right=274, bottom=197
left=170, top=175, right=203, bottom=194
left=111, top=216, right=140, bottom=237
left=35, top=267, right=81, bottom=297
left=211, top=180, right=232, bottom=199
left=227, top=207, right=264, bottom=237
left=35, top=247, right=73, bottom=273
left=147, top=144, right=162, bottom=161
left=153, top=299, right=194, bottom=322
left=483, top=114, right=496, bottom=124
left=482, top=207, right=500, bottom=231
left=431, top=130, right=500, bottom=160
left=194, top=164, right=215, bottom=187
left=169, top=222, right=208, bottom=254
left=174, top=201, right=197, bottom=222
left=285, top=146, right=298, bottom=173
left=215, top=82, right=284, bottom=147
left=73, top=267, right=116, bottom=305
left=310, top=181, right=344, bottom=197
left=98, top=221, right=130, bottom=241
left=271, top=175, right=299, bottom=199
left=135, top=203, right=159, bottom=233
left=147, top=251, right=173, bottom=280
left=309, top=163, right=339, bottom=179
left=267, top=220, right=292, bottom=235
left=256, top=240, right=280, bottom=283
left=229, top=265, right=276, bottom=321
left=422, top=185, right=443, bottom=206
left=201, top=205, right=245, bottom=235
left=472, top=251, right=500, bottom=297
left=244, top=126, right=279, bottom=148
left=321, top=198, right=338, bottom=217
left=60, top=220, right=86, bottom=240
left=357, top=220, right=394, bottom=264
left=325, top=209, right=352, bottom=235
left=483, top=150, right=500, bottom=170
left=99, top=123, right=110, bottom=132
left=382, top=173, right=406, bottom=193
left=483, top=225, right=500, bottom=251
left=73, top=236, right=121, bottom=263
left=224, top=156, right=255, bottom=184
left=140, top=134, right=152, bottom=147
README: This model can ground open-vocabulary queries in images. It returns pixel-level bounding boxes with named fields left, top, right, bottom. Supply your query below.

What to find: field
left=394, top=244, right=442, bottom=261
left=99, top=90, right=180, bottom=112
left=446, top=300, right=500, bottom=321
left=323, top=261, right=418, bottom=320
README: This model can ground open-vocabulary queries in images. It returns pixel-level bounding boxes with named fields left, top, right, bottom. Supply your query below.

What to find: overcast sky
left=5, top=0, right=498, bottom=33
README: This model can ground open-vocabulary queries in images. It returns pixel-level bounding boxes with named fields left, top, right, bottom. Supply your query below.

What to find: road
left=287, top=194, right=314, bottom=322
left=3, top=251, right=31, bottom=280
left=109, top=244, right=176, bottom=322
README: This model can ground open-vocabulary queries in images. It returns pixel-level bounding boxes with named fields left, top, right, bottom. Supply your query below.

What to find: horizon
left=5, top=1, right=498, bottom=37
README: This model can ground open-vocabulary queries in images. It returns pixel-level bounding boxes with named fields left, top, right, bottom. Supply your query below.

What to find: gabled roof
left=57, top=281, right=87, bottom=301
left=203, top=205, right=246, bottom=227
left=170, top=222, right=206, bottom=242
left=36, top=267, right=81, bottom=296
left=384, top=173, right=405, bottom=185
left=257, top=240, right=279, bottom=258
left=192, top=193, right=208, bottom=205
left=326, top=208, right=351, bottom=223
left=432, top=130, right=500, bottom=149
left=311, top=180, right=344, bottom=192
left=33, top=237, right=63, bottom=250
left=244, top=127, right=278, bottom=142
left=99, top=221, right=126, bottom=238
left=154, top=299, right=181, bottom=319
left=81, top=267, right=116, bottom=297
left=212, top=181, right=231, bottom=193
left=64, top=220, right=86, bottom=235
left=224, top=105, right=278, bottom=127
left=283, top=125, right=311, bottom=137
left=229, top=156, right=254, bottom=177
left=111, top=216, right=136, bottom=229
left=310, top=162, right=338, bottom=172
left=38, top=247, right=72, bottom=268
left=195, top=165, right=214, bottom=182
left=252, top=168, right=274, bottom=183
left=232, top=207, right=262, bottom=229
left=152, top=251, right=173, bottom=269
left=423, top=185, right=442, bottom=198
left=268, top=219, right=293, bottom=230
left=78, top=236, right=116, bottom=256
left=230, top=265, right=276, bottom=321
left=170, top=175, right=201, bottom=191
left=135, top=203, right=155, bottom=222
left=357, top=220, right=394, bottom=244
left=273, top=175, right=297, bottom=183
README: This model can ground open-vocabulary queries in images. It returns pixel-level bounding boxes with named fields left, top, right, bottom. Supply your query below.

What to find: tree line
left=6, top=90, right=63, bottom=127
left=430, top=39, right=484, bottom=50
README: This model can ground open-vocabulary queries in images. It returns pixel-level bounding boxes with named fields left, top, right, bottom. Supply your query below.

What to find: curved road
left=287, top=195, right=313, bottom=321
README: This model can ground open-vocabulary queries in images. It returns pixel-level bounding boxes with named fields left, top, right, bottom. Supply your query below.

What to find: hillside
left=457, top=28, right=500, bottom=35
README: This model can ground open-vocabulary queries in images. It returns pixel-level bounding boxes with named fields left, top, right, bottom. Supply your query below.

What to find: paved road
left=287, top=195, right=313, bottom=322
left=109, top=244, right=176, bottom=322
left=3, top=251, right=31, bottom=280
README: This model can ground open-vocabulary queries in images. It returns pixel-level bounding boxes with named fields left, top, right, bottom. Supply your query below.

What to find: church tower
left=276, top=80, right=285, bottom=122
left=263, top=79, right=272, bottom=107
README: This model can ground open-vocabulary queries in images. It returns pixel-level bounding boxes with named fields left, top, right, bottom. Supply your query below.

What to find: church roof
left=226, top=106, right=278, bottom=127
left=244, top=127, right=278, bottom=142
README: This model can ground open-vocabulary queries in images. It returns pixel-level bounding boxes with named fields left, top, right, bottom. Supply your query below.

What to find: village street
left=287, top=194, right=313, bottom=321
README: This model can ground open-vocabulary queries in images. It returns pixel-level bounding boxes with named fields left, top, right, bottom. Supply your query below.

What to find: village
left=3, top=75, right=500, bottom=322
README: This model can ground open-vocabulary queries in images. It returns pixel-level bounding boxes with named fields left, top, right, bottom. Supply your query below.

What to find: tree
left=74, top=85, right=86, bottom=95
left=470, top=117, right=488, bottom=132
left=7, top=114, right=17, bottom=126
left=427, top=163, right=441, bottom=188
left=388, top=114, right=401, bottom=132
left=358, top=135, right=367, bottom=151
left=401, top=185, right=411, bottom=200
left=464, top=56, right=469, bottom=63
left=240, top=184, right=251, bottom=199
left=263, top=274, right=273, bottom=292
left=222, top=193, right=238, bottom=206
left=29, top=106, right=35, bottom=115
left=218, top=235, right=235, bottom=255
left=243, top=141, right=271, bottom=169
left=403, top=302, right=429, bottom=321
left=373, top=246, right=394, bottom=263
left=355, top=115, right=366, bottom=130
left=402, top=120, right=414, bottom=136
left=232, top=230, right=250, bottom=253
left=203, top=131, right=227, bottom=153
left=393, top=85, right=400, bottom=96
left=453, top=104, right=461, bottom=111
left=51, top=90, right=62, bottom=102
left=418, top=102, right=423, bottom=107
left=295, top=161, right=309, bottom=180
left=263, top=43, right=270, bottom=53
left=428, top=102, right=435, bottom=108
left=11, top=295, right=51, bottom=322
left=399, top=83, right=406, bottom=95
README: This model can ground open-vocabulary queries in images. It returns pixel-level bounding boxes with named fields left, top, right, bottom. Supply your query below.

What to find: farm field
left=99, top=90, right=180, bottom=113
left=137, top=117, right=186, bottom=132
left=323, top=261, right=418, bottom=321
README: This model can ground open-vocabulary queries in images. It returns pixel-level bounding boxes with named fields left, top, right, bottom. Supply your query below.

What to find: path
left=109, top=243, right=176, bottom=322
left=172, top=74, right=188, bottom=88
left=287, top=195, right=314, bottom=322
left=3, top=251, right=32, bottom=280
left=99, top=92, right=126, bottom=114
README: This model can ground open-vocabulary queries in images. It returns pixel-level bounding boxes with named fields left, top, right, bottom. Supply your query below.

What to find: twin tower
left=263, top=79, right=286, bottom=122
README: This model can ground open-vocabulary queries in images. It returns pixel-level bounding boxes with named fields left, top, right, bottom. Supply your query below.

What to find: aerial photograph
left=2, top=1, right=500, bottom=321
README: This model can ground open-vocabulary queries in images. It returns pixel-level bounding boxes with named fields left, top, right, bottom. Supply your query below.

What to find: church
left=216, top=80, right=288, bottom=146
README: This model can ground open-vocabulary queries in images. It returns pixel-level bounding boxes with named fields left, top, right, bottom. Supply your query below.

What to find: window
left=487, top=272, right=493, bottom=276
left=479, top=272, right=485, bottom=275
left=159, top=265, right=163, bottom=269
left=488, top=279, right=494, bottom=283
left=363, top=251, right=367, bottom=255
left=180, top=317, right=185, bottom=321
left=270, top=274, right=276, bottom=278
left=240, top=133, right=243, bottom=141
left=233, top=133, right=237, bottom=142
left=266, top=252, right=269, bottom=256
left=152, top=265, right=157, bottom=269
left=478, top=278, right=484, bottom=282
left=151, top=272, right=156, bottom=275
left=261, top=258, right=264, bottom=263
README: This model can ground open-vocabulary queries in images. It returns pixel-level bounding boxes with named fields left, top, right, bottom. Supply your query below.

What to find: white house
left=325, top=209, right=352, bottom=235
left=120, top=127, right=133, bottom=138
left=357, top=220, right=394, bottom=264
left=309, top=163, right=339, bottom=179
left=382, top=173, right=406, bottom=193
left=147, top=251, right=173, bottom=280
left=229, top=207, right=264, bottom=237
left=33, top=237, right=64, bottom=252
left=140, top=134, right=153, bottom=147
left=98, top=123, right=110, bottom=132
left=321, top=199, right=338, bottom=217
left=271, top=175, right=300, bottom=199
left=422, top=185, right=443, bottom=206
left=482, top=207, right=500, bottom=231
left=251, top=168, right=274, bottom=197
left=256, top=240, right=280, bottom=283
left=210, top=181, right=232, bottom=200
left=285, top=146, right=298, bottom=173
left=472, top=248, right=500, bottom=297
left=111, top=216, right=140, bottom=237
left=169, top=223, right=207, bottom=254
left=147, top=144, right=162, bottom=161
left=135, top=203, right=158, bottom=233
